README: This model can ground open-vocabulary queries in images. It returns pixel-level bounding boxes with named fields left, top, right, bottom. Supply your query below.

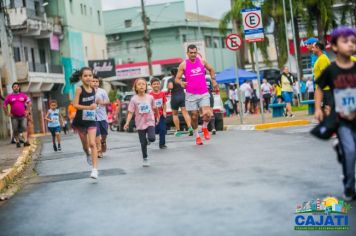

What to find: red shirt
left=149, top=91, right=167, bottom=117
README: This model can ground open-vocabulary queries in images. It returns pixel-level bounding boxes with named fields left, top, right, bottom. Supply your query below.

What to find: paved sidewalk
left=224, top=110, right=314, bottom=126
left=0, top=140, right=23, bottom=174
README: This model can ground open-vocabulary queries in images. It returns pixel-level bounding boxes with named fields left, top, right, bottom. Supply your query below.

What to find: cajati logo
left=294, top=197, right=351, bottom=231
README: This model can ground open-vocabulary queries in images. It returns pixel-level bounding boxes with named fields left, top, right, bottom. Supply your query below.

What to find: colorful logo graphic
left=294, top=197, right=351, bottom=231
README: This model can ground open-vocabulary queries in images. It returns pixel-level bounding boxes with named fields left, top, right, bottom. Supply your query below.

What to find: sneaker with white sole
left=143, top=158, right=150, bottom=167
left=90, top=168, right=98, bottom=179
left=86, top=154, right=93, bottom=166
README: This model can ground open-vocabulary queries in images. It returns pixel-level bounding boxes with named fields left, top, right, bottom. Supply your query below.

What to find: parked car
left=161, top=75, right=225, bottom=131
left=119, top=91, right=135, bottom=132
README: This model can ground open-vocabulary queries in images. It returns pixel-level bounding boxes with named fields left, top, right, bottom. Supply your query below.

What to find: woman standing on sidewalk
left=70, top=67, right=99, bottom=179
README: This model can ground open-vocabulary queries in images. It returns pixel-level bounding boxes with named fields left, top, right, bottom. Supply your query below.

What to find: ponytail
left=70, top=67, right=92, bottom=84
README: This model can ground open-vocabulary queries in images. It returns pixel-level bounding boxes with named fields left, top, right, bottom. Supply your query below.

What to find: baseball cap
left=304, top=37, right=318, bottom=45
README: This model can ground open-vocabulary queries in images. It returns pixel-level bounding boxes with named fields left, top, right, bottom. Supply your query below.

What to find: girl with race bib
left=71, top=67, right=99, bottom=179
left=45, top=100, right=64, bottom=152
left=124, top=78, right=159, bottom=167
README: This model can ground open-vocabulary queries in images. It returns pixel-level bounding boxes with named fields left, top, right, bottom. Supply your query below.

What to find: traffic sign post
left=225, top=33, right=243, bottom=124
left=241, top=7, right=265, bottom=123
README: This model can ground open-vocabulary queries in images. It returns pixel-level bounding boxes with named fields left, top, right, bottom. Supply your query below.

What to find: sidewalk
left=224, top=110, right=314, bottom=126
left=0, top=140, right=23, bottom=174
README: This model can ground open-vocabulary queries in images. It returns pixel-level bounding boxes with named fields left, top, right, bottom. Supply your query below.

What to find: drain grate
left=29, top=168, right=126, bottom=184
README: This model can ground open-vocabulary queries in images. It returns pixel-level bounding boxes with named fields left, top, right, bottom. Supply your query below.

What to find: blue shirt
left=48, top=109, right=60, bottom=128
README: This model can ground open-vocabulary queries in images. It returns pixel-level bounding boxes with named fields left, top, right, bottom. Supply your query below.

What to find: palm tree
left=219, top=0, right=270, bottom=70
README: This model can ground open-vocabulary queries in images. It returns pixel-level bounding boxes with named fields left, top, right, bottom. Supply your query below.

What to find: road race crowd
left=2, top=26, right=356, bottom=201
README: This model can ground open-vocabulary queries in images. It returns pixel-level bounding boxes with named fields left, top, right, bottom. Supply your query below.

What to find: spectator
left=3, top=82, right=31, bottom=147
left=280, top=66, right=295, bottom=117
left=228, top=85, right=238, bottom=116
left=261, top=79, right=272, bottom=112
left=305, top=77, right=315, bottom=100
left=240, top=81, right=253, bottom=114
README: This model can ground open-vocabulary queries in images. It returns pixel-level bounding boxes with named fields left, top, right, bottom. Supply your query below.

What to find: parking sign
left=241, top=8, right=265, bottom=42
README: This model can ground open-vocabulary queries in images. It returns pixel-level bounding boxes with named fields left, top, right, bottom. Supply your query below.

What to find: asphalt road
left=0, top=126, right=355, bottom=236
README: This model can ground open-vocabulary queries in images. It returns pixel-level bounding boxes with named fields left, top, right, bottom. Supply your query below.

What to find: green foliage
left=108, top=89, right=117, bottom=102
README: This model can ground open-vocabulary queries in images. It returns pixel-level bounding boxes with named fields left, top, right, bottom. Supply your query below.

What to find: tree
left=219, top=0, right=270, bottom=70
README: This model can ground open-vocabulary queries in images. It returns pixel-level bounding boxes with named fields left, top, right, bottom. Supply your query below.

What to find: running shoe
left=53, top=144, right=58, bottom=152
left=174, top=131, right=183, bottom=137
left=58, top=144, right=61, bottom=151
left=159, top=144, right=168, bottom=149
left=289, top=114, right=295, bottom=118
left=212, top=129, right=217, bottom=135
left=24, top=142, right=30, bottom=147
left=16, top=142, right=21, bottom=148
left=202, top=128, right=210, bottom=140
left=188, top=127, right=194, bottom=136
left=86, top=154, right=93, bottom=166
left=196, top=136, right=203, bottom=145
left=98, top=154, right=103, bottom=159
left=343, top=188, right=356, bottom=202
left=90, top=168, right=98, bottom=179
left=143, top=158, right=150, bottom=167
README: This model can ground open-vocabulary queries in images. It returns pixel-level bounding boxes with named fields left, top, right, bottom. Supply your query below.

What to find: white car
left=161, top=75, right=225, bottom=131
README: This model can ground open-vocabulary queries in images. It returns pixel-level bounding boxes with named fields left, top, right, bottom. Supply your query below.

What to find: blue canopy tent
left=216, top=67, right=260, bottom=84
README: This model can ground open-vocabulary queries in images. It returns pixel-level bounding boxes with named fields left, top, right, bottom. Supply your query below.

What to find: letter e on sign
left=225, top=34, right=242, bottom=51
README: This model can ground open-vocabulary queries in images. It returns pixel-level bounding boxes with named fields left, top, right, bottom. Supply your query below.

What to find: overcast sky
left=101, top=0, right=231, bottom=19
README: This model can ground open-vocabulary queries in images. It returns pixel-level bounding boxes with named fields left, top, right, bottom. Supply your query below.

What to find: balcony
left=7, top=7, right=62, bottom=37
left=15, top=62, right=64, bottom=93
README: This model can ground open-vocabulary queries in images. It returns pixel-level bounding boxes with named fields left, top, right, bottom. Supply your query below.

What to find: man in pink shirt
left=175, top=44, right=218, bottom=145
left=3, top=83, right=31, bottom=147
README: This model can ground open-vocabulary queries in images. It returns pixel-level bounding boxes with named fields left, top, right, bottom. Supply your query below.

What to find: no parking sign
left=241, top=8, right=265, bottom=42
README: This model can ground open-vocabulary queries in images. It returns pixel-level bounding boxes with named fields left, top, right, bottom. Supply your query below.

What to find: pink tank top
left=184, top=57, right=208, bottom=94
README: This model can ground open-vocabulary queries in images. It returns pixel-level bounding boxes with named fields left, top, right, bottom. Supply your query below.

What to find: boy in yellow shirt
left=313, top=42, right=332, bottom=115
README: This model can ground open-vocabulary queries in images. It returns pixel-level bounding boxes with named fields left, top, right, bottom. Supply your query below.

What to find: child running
left=45, top=100, right=64, bottom=151
left=149, top=78, right=168, bottom=149
left=70, top=67, right=99, bottom=179
left=314, top=26, right=356, bottom=201
left=91, top=76, right=110, bottom=158
left=124, top=78, right=159, bottom=167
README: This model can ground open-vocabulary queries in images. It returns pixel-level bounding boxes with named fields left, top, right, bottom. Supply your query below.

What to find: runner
left=206, top=77, right=217, bottom=135
left=313, top=42, right=332, bottom=115
left=3, top=82, right=31, bottom=148
left=45, top=100, right=64, bottom=152
left=150, top=78, right=168, bottom=149
left=91, top=76, right=110, bottom=159
left=314, top=27, right=356, bottom=201
left=70, top=67, right=99, bottom=179
left=167, top=68, right=193, bottom=137
left=125, top=78, right=159, bottom=167
left=175, top=44, right=218, bottom=145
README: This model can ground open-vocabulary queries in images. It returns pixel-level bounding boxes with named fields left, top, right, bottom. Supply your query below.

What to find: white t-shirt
left=240, top=83, right=253, bottom=97
left=95, top=88, right=109, bottom=121
left=229, top=89, right=236, bottom=101
left=234, top=88, right=239, bottom=101
left=306, top=80, right=314, bottom=93
left=261, top=83, right=272, bottom=95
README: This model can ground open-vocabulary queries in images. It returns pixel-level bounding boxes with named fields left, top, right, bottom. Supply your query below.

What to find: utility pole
left=282, top=0, right=292, bottom=70
left=140, top=0, right=153, bottom=78
left=195, top=0, right=201, bottom=39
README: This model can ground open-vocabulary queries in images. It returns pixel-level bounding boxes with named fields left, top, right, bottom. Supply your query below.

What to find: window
left=13, top=47, right=21, bottom=62
left=22, top=0, right=26, bottom=7
left=69, top=0, right=73, bottom=14
left=80, top=4, right=83, bottom=15
left=34, top=1, right=40, bottom=16
left=213, top=37, right=220, bottom=48
left=221, top=37, right=226, bottom=48
left=39, top=49, right=46, bottom=64
left=182, top=34, right=187, bottom=43
left=124, top=19, right=132, bottom=28
left=84, top=5, right=87, bottom=15
left=97, top=11, right=101, bottom=25
left=204, top=36, right=212, bottom=48
left=24, top=47, right=29, bottom=61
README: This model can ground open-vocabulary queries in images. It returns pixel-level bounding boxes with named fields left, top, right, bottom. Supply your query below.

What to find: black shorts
left=171, top=95, right=185, bottom=110
left=322, top=90, right=334, bottom=108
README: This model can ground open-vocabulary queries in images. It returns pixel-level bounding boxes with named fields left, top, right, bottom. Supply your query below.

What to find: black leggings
left=138, top=126, right=156, bottom=159
left=263, top=94, right=271, bottom=111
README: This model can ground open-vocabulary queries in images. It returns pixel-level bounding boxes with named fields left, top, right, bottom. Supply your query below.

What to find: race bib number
left=334, top=88, right=356, bottom=115
left=138, top=103, right=150, bottom=114
left=82, top=110, right=96, bottom=121
left=52, top=116, right=59, bottom=122
left=155, top=98, right=163, bottom=108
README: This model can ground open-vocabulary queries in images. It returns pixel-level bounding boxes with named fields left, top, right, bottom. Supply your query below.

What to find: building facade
left=103, top=0, right=237, bottom=86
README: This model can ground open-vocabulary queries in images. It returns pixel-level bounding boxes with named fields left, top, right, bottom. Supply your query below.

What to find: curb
left=0, top=138, right=39, bottom=193
left=225, top=119, right=311, bottom=131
